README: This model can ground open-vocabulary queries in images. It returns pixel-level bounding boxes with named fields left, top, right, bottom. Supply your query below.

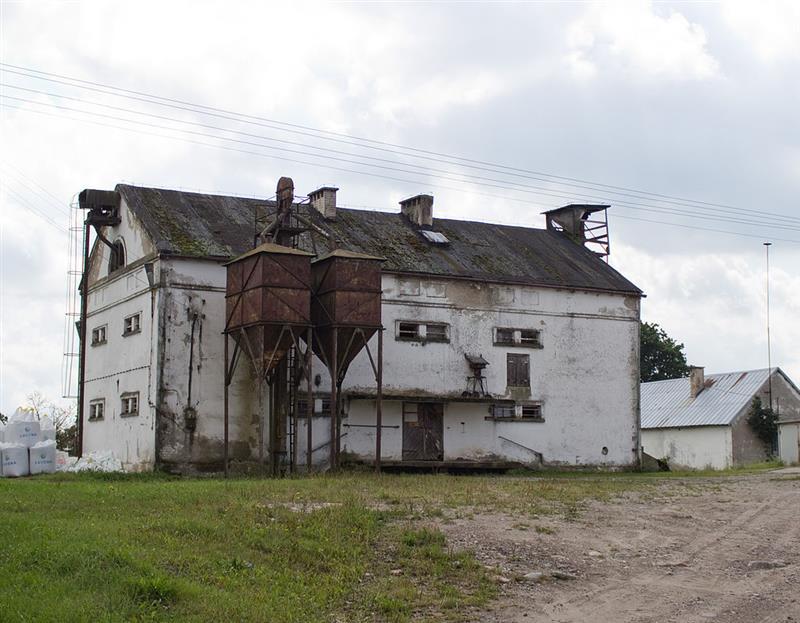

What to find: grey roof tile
left=117, top=183, right=642, bottom=295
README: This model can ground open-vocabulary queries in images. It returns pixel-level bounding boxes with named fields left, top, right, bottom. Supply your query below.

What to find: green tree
left=640, top=322, right=690, bottom=382
left=747, top=396, right=778, bottom=453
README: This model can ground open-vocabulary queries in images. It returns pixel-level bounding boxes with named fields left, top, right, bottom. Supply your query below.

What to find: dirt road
left=443, top=469, right=800, bottom=623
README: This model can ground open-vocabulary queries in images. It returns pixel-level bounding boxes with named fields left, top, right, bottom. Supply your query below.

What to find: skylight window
left=420, top=230, right=449, bottom=244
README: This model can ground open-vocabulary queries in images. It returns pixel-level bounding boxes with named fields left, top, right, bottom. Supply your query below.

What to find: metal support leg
left=376, top=328, right=383, bottom=472
left=223, top=334, right=229, bottom=479
left=306, top=326, right=313, bottom=472
left=330, top=327, right=338, bottom=471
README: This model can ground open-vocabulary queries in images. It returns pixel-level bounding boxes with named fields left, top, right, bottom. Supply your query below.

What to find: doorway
left=402, top=402, right=444, bottom=461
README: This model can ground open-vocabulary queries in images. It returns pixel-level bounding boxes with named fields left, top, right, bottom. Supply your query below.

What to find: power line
left=6, top=92, right=800, bottom=236
left=1, top=63, right=795, bottom=224
left=5, top=82, right=799, bottom=228
left=5, top=100, right=799, bottom=247
left=1, top=184, right=68, bottom=234
left=0, top=162, right=70, bottom=216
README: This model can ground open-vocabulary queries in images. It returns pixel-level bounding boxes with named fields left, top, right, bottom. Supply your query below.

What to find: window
left=520, top=330, right=541, bottom=347
left=520, top=403, right=543, bottom=421
left=108, top=239, right=126, bottom=273
left=507, top=353, right=530, bottom=387
left=495, top=328, right=515, bottom=345
left=494, top=327, right=542, bottom=348
left=489, top=403, right=515, bottom=418
left=91, top=325, right=107, bottom=346
left=123, top=313, right=141, bottom=336
left=395, top=321, right=450, bottom=343
left=425, top=323, right=448, bottom=342
left=420, top=230, right=449, bottom=245
left=296, top=396, right=332, bottom=418
left=88, top=399, right=105, bottom=421
left=397, top=322, right=419, bottom=340
left=121, top=392, right=139, bottom=417
left=486, top=402, right=544, bottom=421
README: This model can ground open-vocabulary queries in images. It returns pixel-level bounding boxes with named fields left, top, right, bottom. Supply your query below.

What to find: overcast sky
left=1, top=1, right=799, bottom=415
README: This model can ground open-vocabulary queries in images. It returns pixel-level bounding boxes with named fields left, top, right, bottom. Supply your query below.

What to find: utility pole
left=764, top=242, right=773, bottom=410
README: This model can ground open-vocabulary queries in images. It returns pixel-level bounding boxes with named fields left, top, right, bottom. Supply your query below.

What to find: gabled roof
left=116, top=184, right=642, bottom=295
left=641, top=368, right=776, bottom=429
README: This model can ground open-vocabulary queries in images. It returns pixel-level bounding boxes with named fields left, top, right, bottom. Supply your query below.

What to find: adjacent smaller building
left=641, top=367, right=800, bottom=469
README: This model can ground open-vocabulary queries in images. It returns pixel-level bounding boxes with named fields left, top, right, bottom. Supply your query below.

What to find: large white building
left=78, top=182, right=643, bottom=472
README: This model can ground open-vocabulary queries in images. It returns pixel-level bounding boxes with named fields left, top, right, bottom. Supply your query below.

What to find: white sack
left=5, top=418, right=40, bottom=448
left=29, top=440, right=57, bottom=474
left=67, top=451, right=123, bottom=473
left=39, top=416, right=56, bottom=442
left=0, top=420, right=6, bottom=443
left=55, top=450, right=75, bottom=472
left=1, top=443, right=30, bottom=477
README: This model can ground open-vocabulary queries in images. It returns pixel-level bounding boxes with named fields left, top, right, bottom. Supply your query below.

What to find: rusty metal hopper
left=225, top=242, right=314, bottom=375
left=311, top=249, right=383, bottom=374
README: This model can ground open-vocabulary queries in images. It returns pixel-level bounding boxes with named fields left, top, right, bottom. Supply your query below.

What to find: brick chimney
left=400, top=194, right=433, bottom=228
left=689, top=366, right=705, bottom=399
left=309, top=186, right=338, bottom=220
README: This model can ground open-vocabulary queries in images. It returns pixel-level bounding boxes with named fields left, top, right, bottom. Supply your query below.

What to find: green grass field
left=0, top=466, right=780, bottom=622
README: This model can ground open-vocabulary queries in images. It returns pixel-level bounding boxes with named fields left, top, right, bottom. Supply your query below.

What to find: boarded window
left=425, top=323, right=448, bottom=342
left=91, top=325, right=107, bottom=346
left=123, top=313, right=141, bottom=336
left=121, top=392, right=139, bottom=416
left=507, top=354, right=530, bottom=387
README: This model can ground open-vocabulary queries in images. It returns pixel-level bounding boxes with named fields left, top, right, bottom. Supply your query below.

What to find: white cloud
left=721, top=0, right=800, bottom=63
left=566, top=1, right=719, bottom=80
left=612, top=243, right=800, bottom=382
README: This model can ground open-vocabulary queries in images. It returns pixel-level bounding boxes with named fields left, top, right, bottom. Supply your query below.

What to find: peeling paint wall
left=84, top=203, right=641, bottom=470
left=82, top=196, right=159, bottom=471
left=155, top=258, right=259, bottom=469
left=341, top=274, right=641, bottom=467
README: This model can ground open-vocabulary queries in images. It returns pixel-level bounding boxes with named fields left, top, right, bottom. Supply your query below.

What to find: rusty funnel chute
left=222, top=177, right=315, bottom=477
left=224, top=243, right=313, bottom=377
left=311, top=249, right=385, bottom=470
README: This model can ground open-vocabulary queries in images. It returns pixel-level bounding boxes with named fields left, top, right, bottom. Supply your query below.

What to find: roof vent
left=420, top=230, right=449, bottom=245
left=309, top=186, right=338, bottom=220
left=400, top=194, right=433, bottom=227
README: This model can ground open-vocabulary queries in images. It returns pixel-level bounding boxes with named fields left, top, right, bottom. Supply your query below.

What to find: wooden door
left=402, top=402, right=444, bottom=461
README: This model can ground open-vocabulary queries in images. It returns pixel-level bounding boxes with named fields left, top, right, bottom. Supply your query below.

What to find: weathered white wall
left=778, top=422, right=800, bottom=465
left=641, top=426, right=732, bottom=470
left=82, top=195, right=159, bottom=471
left=340, top=274, right=641, bottom=467
left=156, top=257, right=260, bottom=468
left=84, top=207, right=641, bottom=471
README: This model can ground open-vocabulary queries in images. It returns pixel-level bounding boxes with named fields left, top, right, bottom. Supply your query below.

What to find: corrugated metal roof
left=116, top=184, right=642, bottom=295
left=641, top=368, right=772, bottom=429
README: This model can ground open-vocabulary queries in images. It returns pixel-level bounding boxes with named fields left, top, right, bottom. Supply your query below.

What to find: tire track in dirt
left=445, top=472, right=800, bottom=623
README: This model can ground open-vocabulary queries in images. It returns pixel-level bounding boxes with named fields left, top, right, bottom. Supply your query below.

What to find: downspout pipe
left=76, top=218, right=90, bottom=458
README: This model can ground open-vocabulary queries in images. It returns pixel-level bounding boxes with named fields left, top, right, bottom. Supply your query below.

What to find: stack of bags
left=0, top=408, right=57, bottom=477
